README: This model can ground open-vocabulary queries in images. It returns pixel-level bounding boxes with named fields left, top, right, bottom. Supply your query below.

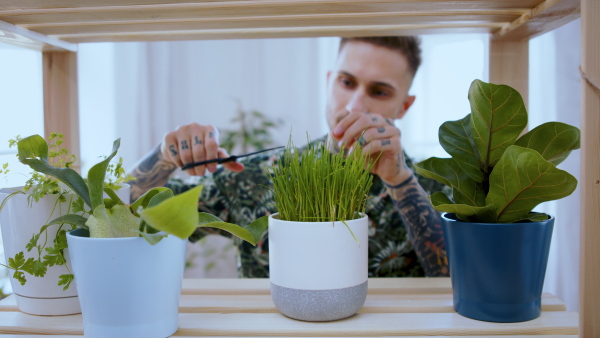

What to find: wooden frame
left=0, top=0, right=597, bottom=335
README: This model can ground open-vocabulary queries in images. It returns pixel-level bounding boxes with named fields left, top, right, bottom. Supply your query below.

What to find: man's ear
left=396, top=95, right=416, bottom=119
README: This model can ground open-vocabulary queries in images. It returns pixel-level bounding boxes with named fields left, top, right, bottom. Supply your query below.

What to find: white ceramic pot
left=0, top=187, right=81, bottom=315
left=268, top=213, right=368, bottom=321
left=67, top=228, right=187, bottom=338
left=0, top=185, right=130, bottom=315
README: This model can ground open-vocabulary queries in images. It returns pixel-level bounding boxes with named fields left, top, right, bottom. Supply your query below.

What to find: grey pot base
left=270, top=281, right=368, bottom=322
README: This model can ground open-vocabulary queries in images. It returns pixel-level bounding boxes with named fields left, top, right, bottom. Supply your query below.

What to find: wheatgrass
left=270, top=140, right=374, bottom=222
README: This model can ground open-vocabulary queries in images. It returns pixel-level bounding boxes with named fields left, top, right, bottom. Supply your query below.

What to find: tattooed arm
left=129, top=123, right=247, bottom=202
left=128, top=145, right=178, bottom=201
left=386, top=173, right=449, bottom=277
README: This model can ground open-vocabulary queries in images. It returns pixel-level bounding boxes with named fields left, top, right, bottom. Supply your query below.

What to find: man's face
left=325, top=40, right=416, bottom=130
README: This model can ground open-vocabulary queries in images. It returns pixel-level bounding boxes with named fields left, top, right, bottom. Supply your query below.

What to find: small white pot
left=67, top=229, right=186, bottom=338
left=0, top=188, right=80, bottom=315
left=268, top=213, right=368, bottom=321
left=0, top=185, right=130, bottom=316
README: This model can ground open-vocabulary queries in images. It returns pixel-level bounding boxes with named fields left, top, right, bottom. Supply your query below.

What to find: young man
left=129, top=36, right=449, bottom=278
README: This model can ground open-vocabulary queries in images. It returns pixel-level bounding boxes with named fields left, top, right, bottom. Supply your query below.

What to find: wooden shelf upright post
left=42, top=51, right=81, bottom=172
left=580, top=0, right=600, bottom=336
left=489, top=40, right=529, bottom=108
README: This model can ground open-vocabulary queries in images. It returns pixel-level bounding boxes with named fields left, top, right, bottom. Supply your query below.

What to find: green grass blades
left=271, top=139, right=374, bottom=222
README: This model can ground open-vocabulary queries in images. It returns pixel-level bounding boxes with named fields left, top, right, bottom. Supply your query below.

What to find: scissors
left=180, top=146, right=284, bottom=170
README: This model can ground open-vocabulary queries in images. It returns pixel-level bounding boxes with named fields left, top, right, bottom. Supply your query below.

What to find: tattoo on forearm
left=389, top=176, right=449, bottom=277
left=169, top=145, right=177, bottom=156
left=181, top=140, right=189, bottom=150
left=128, top=146, right=178, bottom=201
left=396, top=153, right=406, bottom=175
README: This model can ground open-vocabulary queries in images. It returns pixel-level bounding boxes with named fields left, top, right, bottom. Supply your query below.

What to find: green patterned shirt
left=168, top=136, right=447, bottom=278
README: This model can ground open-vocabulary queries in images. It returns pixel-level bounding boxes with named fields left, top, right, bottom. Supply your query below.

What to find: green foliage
left=413, top=79, right=580, bottom=223
left=220, top=103, right=283, bottom=154
left=270, top=139, right=375, bottom=222
left=14, top=134, right=268, bottom=246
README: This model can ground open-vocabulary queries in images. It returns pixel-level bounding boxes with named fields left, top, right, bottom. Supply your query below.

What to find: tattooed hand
left=161, top=123, right=245, bottom=176
left=331, top=111, right=412, bottom=186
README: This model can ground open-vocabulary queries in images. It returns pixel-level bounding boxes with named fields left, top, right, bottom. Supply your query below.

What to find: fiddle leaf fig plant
left=8, top=134, right=267, bottom=288
left=414, top=79, right=580, bottom=223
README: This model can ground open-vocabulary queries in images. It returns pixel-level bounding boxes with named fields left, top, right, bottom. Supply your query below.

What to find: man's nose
left=345, top=91, right=368, bottom=114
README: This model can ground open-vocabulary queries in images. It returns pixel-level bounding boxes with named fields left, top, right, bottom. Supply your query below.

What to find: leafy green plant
left=220, top=103, right=282, bottom=154
left=413, top=79, right=580, bottom=223
left=2, top=133, right=82, bottom=289
left=271, top=140, right=375, bottom=223
left=7, top=134, right=267, bottom=289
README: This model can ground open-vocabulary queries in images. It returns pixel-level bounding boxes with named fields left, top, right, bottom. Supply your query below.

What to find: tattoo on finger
left=371, top=117, right=378, bottom=122
left=208, top=132, right=214, bottom=138
left=381, top=139, right=391, bottom=146
left=181, top=140, right=189, bottom=150
left=358, top=136, right=366, bottom=146
left=377, top=127, right=385, bottom=133
left=169, top=145, right=178, bottom=156
left=385, top=119, right=394, bottom=126
left=194, top=136, right=203, bottom=145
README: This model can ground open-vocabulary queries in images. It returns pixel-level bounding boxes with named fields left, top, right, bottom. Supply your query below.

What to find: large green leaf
left=140, top=185, right=203, bottom=239
left=87, top=139, right=120, bottom=211
left=198, top=213, right=268, bottom=246
left=87, top=204, right=140, bottom=238
left=514, top=122, right=580, bottom=166
left=439, top=114, right=483, bottom=182
left=130, top=187, right=170, bottom=215
left=429, top=192, right=497, bottom=223
left=487, top=145, right=578, bottom=223
left=17, top=134, right=48, bottom=162
left=47, top=214, right=89, bottom=229
left=469, top=80, right=528, bottom=168
left=17, top=135, right=91, bottom=208
left=414, top=157, right=485, bottom=207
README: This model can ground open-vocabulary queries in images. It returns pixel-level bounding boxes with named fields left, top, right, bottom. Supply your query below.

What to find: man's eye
left=339, top=77, right=354, bottom=87
left=371, top=88, right=389, bottom=97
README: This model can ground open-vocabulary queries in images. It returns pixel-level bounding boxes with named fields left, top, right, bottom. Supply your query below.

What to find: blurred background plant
left=184, top=100, right=282, bottom=278
left=220, top=100, right=283, bottom=154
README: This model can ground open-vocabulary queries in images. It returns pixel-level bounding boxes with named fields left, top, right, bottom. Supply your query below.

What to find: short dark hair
left=339, top=36, right=422, bottom=78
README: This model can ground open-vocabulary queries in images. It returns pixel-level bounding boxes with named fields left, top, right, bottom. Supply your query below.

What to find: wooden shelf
left=0, top=0, right=580, bottom=50
left=0, top=0, right=597, bottom=336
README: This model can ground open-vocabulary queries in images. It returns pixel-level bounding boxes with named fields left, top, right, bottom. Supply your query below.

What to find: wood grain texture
left=42, top=51, right=81, bottom=172
left=493, top=0, right=580, bottom=41
left=580, top=0, right=600, bottom=336
left=0, top=293, right=568, bottom=314
left=0, top=20, right=77, bottom=52
left=0, top=308, right=579, bottom=336
left=0, top=0, right=580, bottom=44
left=0, top=278, right=578, bottom=336
left=489, top=40, right=529, bottom=108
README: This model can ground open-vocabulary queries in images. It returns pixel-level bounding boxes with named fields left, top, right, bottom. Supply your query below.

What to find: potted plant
left=0, top=133, right=130, bottom=315
left=263, top=139, right=375, bottom=321
left=14, top=134, right=267, bottom=337
left=413, top=79, right=580, bottom=323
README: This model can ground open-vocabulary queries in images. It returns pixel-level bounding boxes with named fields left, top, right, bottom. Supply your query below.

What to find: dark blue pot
left=441, top=213, right=554, bottom=323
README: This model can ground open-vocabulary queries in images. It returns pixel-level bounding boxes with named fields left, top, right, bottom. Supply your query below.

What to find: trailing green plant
left=0, top=134, right=133, bottom=289
left=5, top=134, right=267, bottom=289
left=270, top=139, right=375, bottom=222
left=413, top=79, right=580, bottom=223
